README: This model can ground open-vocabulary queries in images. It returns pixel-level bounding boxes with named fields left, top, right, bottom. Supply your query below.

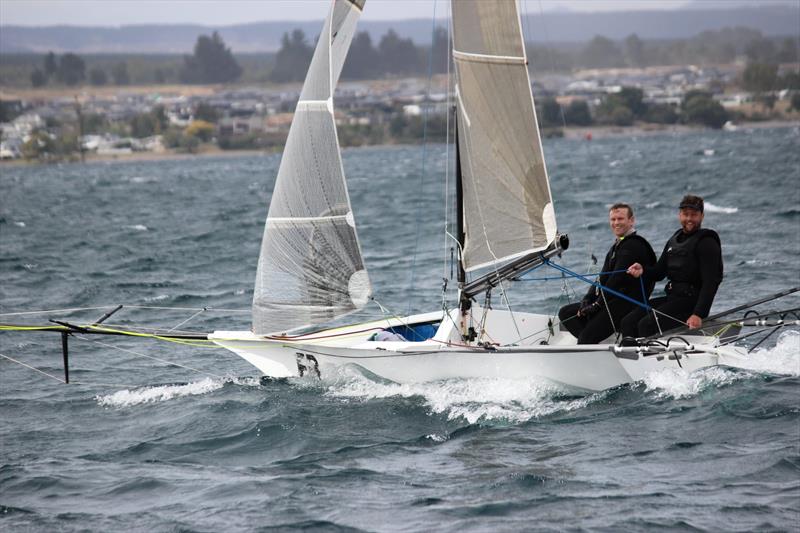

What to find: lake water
left=2, top=126, right=799, bottom=531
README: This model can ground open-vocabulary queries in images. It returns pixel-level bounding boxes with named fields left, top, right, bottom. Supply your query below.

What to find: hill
left=1, top=5, right=798, bottom=54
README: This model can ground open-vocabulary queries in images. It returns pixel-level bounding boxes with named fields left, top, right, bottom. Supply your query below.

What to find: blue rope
left=639, top=276, right=650, bottom=311
left=519, top=268, right=628, bottom=282
left=543, top=260, right=651, bottom=311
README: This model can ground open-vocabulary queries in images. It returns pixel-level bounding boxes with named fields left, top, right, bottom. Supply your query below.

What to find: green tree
left=623, top=34, right=645, bottom=68
left=194, top=102, right=219, bottom=123
left=89, top=68, right=107, bottom=86
left=378, top=30, right=420, bottom=75
left=81, top=113, right=108, bottom=134
left=43, top=51, right=58, bottom=79
left=776, top=38, right=799, bottom=63
left=782, top=71, right=800, bottom=90
left=536, top=97, right=562, bottom=128
left=22, top=130, right=57, bottom=160
left=563, top=100, right=592, bottom=126
left=342, top=31, right=381, bottom=80
left=741, top=63, right=778, bottom=93
left=745, top=38, right=777, bottom=63
left=429, top=26, right=450, bottom=74
left=130, top=105, right=169, bottom=138
left=112, top=62, right=130, bottom=85
left=56, top=53, right=85, bottom=86
left=181, top=31, right=242, bottom=84
left=790, top=92, right=800, bottom=112
left=185, top=120, right=215, bottom=142
left=644, top=103, right=678, bottom=124
left=580, top=36, right=624, bottom=68
left=616, top=87, right=647, bottom=117
left=682, top=92, right=728, bottom=129
left=269, top=29, right=314, bottom=83
left=30, top=68, right=47, bottom=87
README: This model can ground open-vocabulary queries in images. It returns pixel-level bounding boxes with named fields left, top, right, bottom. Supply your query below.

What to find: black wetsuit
left=558, top=232, right=656, bottom=344
left=620, top=228, right=723, bottom=338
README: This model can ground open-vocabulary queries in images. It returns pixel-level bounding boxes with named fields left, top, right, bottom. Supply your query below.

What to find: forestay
left=253, top=0, right=370, bottom=335
left=452, top=0, right=557, bottom=273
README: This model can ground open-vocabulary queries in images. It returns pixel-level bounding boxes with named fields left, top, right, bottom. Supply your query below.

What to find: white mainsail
left=252, top=0, right=370, bottom=335
left=452, top=0, right=558, bottom=273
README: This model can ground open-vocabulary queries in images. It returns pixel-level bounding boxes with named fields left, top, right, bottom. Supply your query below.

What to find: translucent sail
left=253, top=0, right=370, bottom=335
left=452, top=0, right=557, bottom=273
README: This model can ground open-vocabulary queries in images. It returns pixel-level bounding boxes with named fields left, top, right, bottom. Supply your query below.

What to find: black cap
left=679, top=194, right=704, bottom=212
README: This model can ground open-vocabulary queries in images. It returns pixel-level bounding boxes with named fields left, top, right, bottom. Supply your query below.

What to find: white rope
left=0, top=352, right=65, bottom=383
left=168, top=308, right=207, bottom=332
left=0, top=304, right=249, bottom=317
left=74, top=335, right=223, bottom=379
left=0, top=306, right=111, bottom=317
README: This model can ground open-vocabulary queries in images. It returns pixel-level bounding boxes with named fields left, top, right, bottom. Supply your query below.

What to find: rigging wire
left=406, top=0, right=440, bottom=316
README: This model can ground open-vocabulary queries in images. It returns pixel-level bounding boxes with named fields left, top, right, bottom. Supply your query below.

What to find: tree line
left=9, top=25, right=797, bottom=89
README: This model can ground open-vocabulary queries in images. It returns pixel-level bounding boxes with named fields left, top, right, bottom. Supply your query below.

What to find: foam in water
left=96, top=377, right=224, bottom=407
left=704, top=202, right=738, bottom=214
left=322, top=368, right=600, bottom=424
left=643, top=330, right=800, bottom=399
left=734, top=330, right=800, bottom=376
left=126, top=224, right=149, bottom=231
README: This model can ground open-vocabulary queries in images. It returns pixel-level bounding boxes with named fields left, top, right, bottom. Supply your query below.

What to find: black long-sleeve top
left=644, top=231, right=723, bottom=318
left=584, top=232, right=656, bottom=306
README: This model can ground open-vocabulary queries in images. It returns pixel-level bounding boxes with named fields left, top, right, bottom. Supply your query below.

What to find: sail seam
left=267, top=214, right=349, bottom=223
left=452, top=50, right=526, bottom=65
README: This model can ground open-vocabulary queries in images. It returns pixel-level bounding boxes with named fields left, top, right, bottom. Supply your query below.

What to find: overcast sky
left=0, top=0, right=724, bottom=26
left=3, top=0, right=795, bottom=26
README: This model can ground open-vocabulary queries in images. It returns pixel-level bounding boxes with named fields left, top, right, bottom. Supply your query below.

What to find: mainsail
left=253, top=0, right=370, bottom=335
left=452, top=0, right=558, bottom=273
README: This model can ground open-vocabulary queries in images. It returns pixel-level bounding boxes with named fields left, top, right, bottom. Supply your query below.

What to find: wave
left=322, top=368, right=600, bottom=424
left=643, top=331, right=800, bottom=399
left=96, top=377, right=224, bottom=407
left=733, top=330, right=800, bottom=377
left=125, top=224, right=149, bottom=231
left=704, top=202, right=738, bottom=214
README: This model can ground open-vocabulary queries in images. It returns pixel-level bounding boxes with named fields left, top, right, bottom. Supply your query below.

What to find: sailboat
left=206, top=0, right=767, bottom=392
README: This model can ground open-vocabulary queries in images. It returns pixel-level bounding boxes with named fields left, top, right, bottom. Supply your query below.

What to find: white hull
left=210, top=308, right=747, bottom=393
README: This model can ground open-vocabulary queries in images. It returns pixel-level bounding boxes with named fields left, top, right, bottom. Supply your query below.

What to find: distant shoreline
left=3, top=120, right=798, bottom=167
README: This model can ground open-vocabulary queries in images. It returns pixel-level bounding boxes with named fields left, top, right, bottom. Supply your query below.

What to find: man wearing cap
left=622, top=194, right=723, bottom=338
left=558, top=202, right=656, bottom=344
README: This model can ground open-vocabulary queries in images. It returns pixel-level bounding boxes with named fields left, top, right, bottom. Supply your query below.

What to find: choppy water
left=2, top=126, right=799, bottom=531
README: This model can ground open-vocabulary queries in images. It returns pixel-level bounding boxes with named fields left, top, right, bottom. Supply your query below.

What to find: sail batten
left=452, top=0, right=558, bottom=274
left=252, top=0, right=370, bottom=335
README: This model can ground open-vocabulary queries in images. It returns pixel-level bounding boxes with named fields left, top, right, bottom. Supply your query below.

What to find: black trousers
left=620, top=295, right=697, bottom=338
left=558, top=300, right=637, bottom=344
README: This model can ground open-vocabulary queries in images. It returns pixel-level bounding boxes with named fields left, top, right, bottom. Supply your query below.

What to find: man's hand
left=627, top=263, right=643, bottom=278
left=578, top=301, right=599, bottom=318
left=687, top=314, right=702, bottom=329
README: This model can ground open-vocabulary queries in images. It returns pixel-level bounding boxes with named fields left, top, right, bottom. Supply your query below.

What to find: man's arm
left=692, top=236, right=723, bottom=319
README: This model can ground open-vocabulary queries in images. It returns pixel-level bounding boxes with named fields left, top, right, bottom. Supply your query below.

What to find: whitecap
left=144, top=294, right=169, bottom=302
left=96, top=377, right=223, bottom=407
left=130, top=176, right=159, bottom=184
left=643, top=331, right=800, bottom=399
left=126, top=224, right=149, bottom=231
left=643, top=365, right=739, bottom=400
left=731, top=330, right=800, bottom=377
left=609, top=160, right=621, bottom=167
left=13, top=221, right=26, bottom=227
left=704, top=202, right=738, bottom=214
left=645, top=201, right=661, bottom=209
left=322, top=368, right=599, bottom=424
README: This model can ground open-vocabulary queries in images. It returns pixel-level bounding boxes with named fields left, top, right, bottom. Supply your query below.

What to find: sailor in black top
left=622, top=194, right=723, bottom=338
left=558, top=203, right=657, bottom=344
